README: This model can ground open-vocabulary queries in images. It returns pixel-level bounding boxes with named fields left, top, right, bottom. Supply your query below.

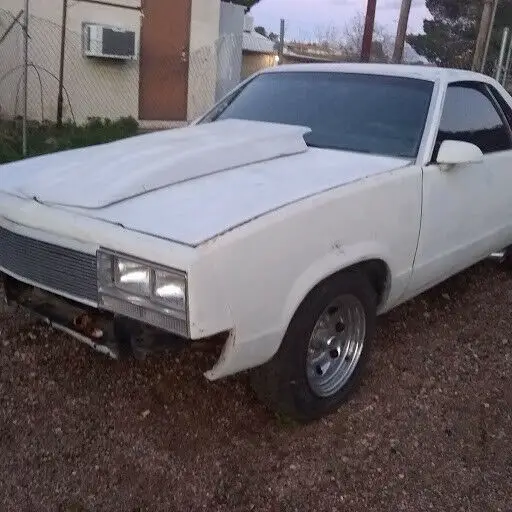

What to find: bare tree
left=314, top=25, right=342, bottom=51
left=342, top=12, right=366, bottom=56
left=308, top=24, right=354, bottom=59
left=342, top=12, right=393, bottom=62
left=305, top=12, right=416, bottom=64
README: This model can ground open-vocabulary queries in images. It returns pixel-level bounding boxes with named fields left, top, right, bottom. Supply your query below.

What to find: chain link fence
left=0, top=8, right=26, bottom=121
left=0, top=4, right=263, bottom=161
left=0, top=8, right=141, bottom=124
left=0, top=7, right=264, bottom=125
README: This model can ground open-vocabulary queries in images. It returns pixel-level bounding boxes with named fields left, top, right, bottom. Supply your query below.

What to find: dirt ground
left=0, top=261, right=511, bottom=512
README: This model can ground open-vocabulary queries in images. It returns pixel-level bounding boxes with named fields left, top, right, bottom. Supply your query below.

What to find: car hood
left=0, top=119, right=410, bottom=247
left=0, top=119, right=310, bottom=209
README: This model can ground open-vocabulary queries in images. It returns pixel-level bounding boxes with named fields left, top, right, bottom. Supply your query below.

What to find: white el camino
left=1, top=63, right=512, bottom=422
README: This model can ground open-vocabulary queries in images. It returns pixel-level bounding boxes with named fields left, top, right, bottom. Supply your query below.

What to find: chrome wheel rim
left=306, top=294, right=366, bottom=398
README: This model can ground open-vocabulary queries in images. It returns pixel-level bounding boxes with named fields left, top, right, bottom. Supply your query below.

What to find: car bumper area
left=2, top=273, right=192, bottom=360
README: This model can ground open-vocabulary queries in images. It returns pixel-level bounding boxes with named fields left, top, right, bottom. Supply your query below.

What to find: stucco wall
left=242, top=52, right=276, bottom=80
left=0, top=0, right=141, bottom=124
left=187, top=0, right=221, bottom=121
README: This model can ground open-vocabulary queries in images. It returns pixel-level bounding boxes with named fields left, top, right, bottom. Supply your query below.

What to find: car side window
left=434, top=83, right=512, bottom=159
left=488, top=84, right=512, bottom=128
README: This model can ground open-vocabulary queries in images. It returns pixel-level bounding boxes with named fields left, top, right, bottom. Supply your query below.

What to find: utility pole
left=392, top=0, right=412, bottom=63
left=278, top=18, right=285, bottom=64
left=481, top=0, right=499, bottom=73
left=56, top=0, right=68, bottom=127
left=495, top=27, right=509, bottom=82
left=473, top=0, right=494, bottom=71
left=503, top=32, right=512, bottom=86
left=361, top=0, right=377, bottom=62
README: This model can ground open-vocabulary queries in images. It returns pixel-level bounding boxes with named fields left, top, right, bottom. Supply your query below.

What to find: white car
left=1, top=63, right=511, bottom=422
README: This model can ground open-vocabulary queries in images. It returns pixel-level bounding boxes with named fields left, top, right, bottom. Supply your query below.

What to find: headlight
left=98, top=250, right=188, bottom=316
left=154, top=270, right=186, bottom=309
left=116, top=259, right=151, bottom=297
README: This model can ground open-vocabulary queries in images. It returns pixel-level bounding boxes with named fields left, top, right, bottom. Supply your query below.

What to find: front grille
left=0, top=226, right=97, bottom=302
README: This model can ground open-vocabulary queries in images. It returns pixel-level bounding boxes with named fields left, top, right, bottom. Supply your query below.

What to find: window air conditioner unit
left=83, top=23, right=137, bottom=60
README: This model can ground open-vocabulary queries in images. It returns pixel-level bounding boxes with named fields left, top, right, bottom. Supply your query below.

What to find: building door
left=139, top=0, right=192, bottom=121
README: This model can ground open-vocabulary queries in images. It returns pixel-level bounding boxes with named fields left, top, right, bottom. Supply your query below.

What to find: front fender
left=279, top=241, right=395, bottom=332
left=203, top=165, right=422, bottom=380
left=204, top=241, right=409, bottom=382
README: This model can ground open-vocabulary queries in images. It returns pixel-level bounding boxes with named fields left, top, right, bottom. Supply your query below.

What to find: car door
left=408, top=80, right=512, bottom=296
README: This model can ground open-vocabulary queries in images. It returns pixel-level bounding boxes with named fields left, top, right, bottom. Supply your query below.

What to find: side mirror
left=436, top=140, right=484, bottom=166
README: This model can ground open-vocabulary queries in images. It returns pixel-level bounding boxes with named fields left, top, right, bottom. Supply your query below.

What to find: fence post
left=57, top=0, right=68, bottom=127
left=22, top=0, right=29, bottom=157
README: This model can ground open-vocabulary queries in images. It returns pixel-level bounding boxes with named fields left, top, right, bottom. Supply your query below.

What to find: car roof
left=261, top=62, right=492, bottom=84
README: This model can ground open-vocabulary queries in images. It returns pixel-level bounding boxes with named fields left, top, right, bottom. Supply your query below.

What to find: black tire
left=503, top=246, right=512, bottom=269
left=250, top=269, right=377, bottom=423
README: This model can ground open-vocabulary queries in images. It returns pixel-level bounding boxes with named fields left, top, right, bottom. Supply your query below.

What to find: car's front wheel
left=503, top=246, right=512, bottom=269
left=250, top=270, right=377, bottom=423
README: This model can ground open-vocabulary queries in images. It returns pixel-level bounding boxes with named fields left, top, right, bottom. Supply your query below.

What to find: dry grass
left=0, top=261, right=511, bottom=511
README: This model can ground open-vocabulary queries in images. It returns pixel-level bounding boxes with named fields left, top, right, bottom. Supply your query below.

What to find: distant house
left=239, top=31, right=430, bottom=79
left=241, top=19, right=340, bottom=80
left=241, top=16, right=278, bottom=79
left=0, top=0, right=223, bottom=124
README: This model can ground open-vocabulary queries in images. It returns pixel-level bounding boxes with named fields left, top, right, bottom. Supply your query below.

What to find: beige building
left=0, top=0, right=221, bottom=124
left=241, top=24, right=342, bottom=81
left=241, top=17, right=278, bottom=80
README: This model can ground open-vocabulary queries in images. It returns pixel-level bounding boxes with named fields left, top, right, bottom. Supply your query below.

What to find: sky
left=250, top=0, right=431, bottom=41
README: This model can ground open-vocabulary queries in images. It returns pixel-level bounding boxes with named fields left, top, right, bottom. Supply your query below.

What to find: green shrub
left=0, top=116, right=139, bottom=164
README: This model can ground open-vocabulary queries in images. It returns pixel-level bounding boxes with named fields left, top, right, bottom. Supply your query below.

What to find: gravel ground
left=0, top=261, right=511, bottom=512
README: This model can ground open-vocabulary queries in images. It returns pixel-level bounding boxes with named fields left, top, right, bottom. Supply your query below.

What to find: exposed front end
left=0, top=219, right=201, bottom=359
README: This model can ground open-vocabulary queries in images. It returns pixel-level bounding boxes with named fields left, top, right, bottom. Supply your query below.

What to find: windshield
left=204, top=71, right=434, bottom=159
